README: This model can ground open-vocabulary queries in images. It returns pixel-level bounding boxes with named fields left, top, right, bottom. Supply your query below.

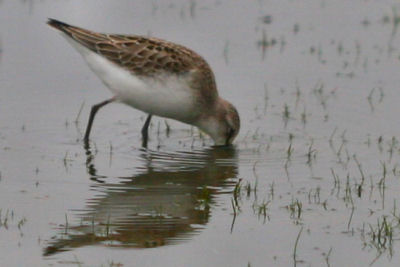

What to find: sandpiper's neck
left=198, top=96, right=226, bottom=120
left=194, top=97, right=230, bottom=140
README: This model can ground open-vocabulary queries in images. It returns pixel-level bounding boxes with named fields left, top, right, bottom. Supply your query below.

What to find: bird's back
left=48, top=19, right=218, bottom=108
left=48, top=19, right=212, bottom=77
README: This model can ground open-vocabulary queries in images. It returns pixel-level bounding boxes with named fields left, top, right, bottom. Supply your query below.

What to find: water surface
left=1, top=0, right=400, bottom=266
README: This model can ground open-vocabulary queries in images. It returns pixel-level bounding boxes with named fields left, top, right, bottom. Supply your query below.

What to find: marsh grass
left=287, top=199, right=303, bottom=223
left=252, top=199, right=270, bottom=223
left=293, top=227, right=304, bottom=267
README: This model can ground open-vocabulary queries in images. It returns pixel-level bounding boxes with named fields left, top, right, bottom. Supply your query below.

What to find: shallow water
left=2, top=0, right=400, bottom=266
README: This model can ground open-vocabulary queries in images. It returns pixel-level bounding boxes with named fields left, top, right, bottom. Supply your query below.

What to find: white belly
left=65, top=36, right=198, bottom=122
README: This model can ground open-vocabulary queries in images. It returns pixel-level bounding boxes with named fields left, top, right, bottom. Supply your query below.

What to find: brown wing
left=47, top=19, right=207, bottom=77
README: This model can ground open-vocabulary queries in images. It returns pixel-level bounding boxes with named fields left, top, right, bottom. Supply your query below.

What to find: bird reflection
left=44, top=145, right=238, bottom=256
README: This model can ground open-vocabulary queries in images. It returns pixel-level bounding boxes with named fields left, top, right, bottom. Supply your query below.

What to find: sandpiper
left=47, top=19, right=240, bottom=147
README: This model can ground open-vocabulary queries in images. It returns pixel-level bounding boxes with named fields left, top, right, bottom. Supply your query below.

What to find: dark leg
left=84, top=98, right=114, bottom=144
left=141, top=114, right=152, bottom=147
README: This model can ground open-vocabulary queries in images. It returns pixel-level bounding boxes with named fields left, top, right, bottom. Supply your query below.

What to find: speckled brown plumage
left=47, top=19, right=240, bottom=146
left=47, top=19, right=218, bottom=108
left=47, top=19, right=214, bottom=79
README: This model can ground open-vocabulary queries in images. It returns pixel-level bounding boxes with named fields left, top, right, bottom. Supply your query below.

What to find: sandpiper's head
left=197, top=99, right=240, bottom=146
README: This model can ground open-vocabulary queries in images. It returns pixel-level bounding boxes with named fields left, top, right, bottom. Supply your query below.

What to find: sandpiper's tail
left=47, top=18, right=107, bottom=52
left=47, top=18, right=72, bottom=32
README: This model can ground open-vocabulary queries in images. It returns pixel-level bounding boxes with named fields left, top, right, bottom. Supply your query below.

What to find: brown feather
left=47, top=18, right=218, bottom=106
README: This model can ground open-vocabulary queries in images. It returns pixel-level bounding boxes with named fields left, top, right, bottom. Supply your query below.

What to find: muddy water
left=1, top=0, right=400, bottom=266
